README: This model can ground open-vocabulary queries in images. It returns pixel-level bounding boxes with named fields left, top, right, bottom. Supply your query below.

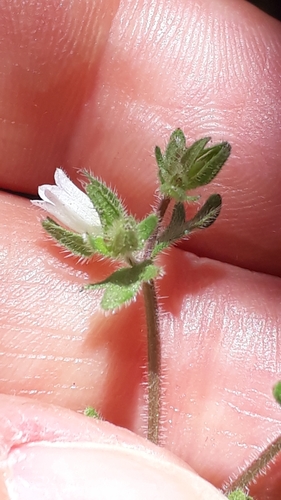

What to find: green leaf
left=169, top=202, right=186, bottom=226
left=84, top=407, right=101, bottom=418
left=273, top=381, right=281, bottom=406
left=137, top=214, right=158, bottom=246
left=105, top=216, right=139, bottom=257
left=181, top=194, right=200, bottom=203
left=164, top=128, right=186, bottom=165
left=158, top=195, right=222, bottom=245
left=186, top=142, right=231, bottom=189
left=156, top=129, right=187, bottom=184
left=86, top=260, right=159, bottom=310
left=156, top=130, right=231, bottom=202
left=84, top=173, right=126, bottom=230
left=158, top=202, right=187, bottom=243
left=155, top=146, right=165, bottom=183
left=185, top=194, right=222, bottom=231
left=181, top=137, right=211, bottom=168
left=227, top=490, right=253, bottom=500
left=42, top=218, right=95, bottom=257
left=87, top=234, right=112, bottom=256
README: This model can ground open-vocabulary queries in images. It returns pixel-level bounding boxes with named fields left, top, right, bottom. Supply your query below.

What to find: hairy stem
left=142, top=279, right=161, bottom=444
left=224, top=435, right=281, bottom=494
left=144, top=196, right=170, bottom=259
left=142, top=196, right=170, bottom=444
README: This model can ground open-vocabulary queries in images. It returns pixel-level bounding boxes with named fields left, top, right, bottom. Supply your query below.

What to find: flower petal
left=37, top=184, right=56, bottom=204
left=32, top=169, right=101, bottom=234
left=31, top=199, right=81, bottom=232
left=54, top=169, right=94, bottom=210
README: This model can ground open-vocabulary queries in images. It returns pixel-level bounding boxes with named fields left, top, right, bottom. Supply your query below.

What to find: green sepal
left=84, top=407, right=101, bottom=418
left=181, top=194, right=201, bottom=203
left=156, top=129, right=231, bottom=201
left=84, top=173, right=126, bottom=230
left=163, top=128, right=186, bottom=166
left=186, top=141, right=231, bottom=190
left=137, top=214, right=158, bottom=247
left=185, top=194, right=222, bottom=231
left=156, top=129, right=188, bottom=201
left=156, top=129, right=186, bottom=179
left=87, top=234, right=112, bottom=256
left=88, top=215, right=153, bottom=259
left=273, top=381, right=281, bottom=406
left=86, top=260, right=160, bottom=310
left=104, top=216, right=139, bottom=257
left=227, top=490, right=253, bottom=500
left=181, top=137, right=211, bottom=168
left=42, top=217, right=95, bottom=257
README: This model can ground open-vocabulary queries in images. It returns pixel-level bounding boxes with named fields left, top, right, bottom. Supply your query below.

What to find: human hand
left=0, top=0, right=280, bottom=498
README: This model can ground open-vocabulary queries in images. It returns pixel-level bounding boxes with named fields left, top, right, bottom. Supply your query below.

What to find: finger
left=0, top=0, right=119, bottom=191
left=0, top=0, right=280, bottom=275
left=0, top=395, right=225, bottom=500
left=70, top=0, right=281, bottom=277
left=1, top=192, right=281, bottom=498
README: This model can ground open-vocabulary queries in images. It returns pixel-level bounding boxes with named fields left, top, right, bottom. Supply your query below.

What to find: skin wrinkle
left=0, top=0, right=119, bottom=189
left=222, top=306, right=280, bottom=371
left=226, top=400, right=281, bottom=426
left=64, top=0, right=281, bottom=275
left=0, top=1, right=281, bottom=497
left=223, top=385, right=278, bottom=410
left=119, top=2, right=259, bottom=99
left=158, top=250, right=281, bottom=486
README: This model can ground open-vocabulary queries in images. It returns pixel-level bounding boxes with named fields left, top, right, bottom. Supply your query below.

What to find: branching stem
left=144, top=196, right=170, bottom=259
left=224, top=434, right=281, bottom=494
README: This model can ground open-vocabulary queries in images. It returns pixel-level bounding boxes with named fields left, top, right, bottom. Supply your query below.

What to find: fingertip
left=5, top=441, right=226, bottom=500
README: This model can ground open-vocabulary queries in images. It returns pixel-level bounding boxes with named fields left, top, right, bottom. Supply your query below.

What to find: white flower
left=31, top=168, right=101, bottom=234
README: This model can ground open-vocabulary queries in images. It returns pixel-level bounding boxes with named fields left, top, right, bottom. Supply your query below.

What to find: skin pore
left=0, top=0, right=280, bottom=498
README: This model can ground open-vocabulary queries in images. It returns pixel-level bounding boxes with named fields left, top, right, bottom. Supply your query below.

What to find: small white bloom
left=31, top=168, right=101, bottom=234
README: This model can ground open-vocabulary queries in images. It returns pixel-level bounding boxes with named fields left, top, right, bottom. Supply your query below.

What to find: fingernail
left=5, top=441, right=224, bottom=500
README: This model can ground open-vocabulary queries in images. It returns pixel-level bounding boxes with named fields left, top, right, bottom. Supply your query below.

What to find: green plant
left=32, top=129, right=281, bottom=497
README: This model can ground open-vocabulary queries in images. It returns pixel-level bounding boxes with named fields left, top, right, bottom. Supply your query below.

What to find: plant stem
left=158, top=195, right=171, bottom=219
left=142, top=196, right=170, bottom=444
left=144, top=196, right=170, bottom=259
left=224, top=435, right=281, bottom=494
left=142, top=279, right=161, bottom=444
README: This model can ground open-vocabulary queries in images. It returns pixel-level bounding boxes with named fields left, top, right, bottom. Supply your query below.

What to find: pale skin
left=0, top=0, right=280, bottom=498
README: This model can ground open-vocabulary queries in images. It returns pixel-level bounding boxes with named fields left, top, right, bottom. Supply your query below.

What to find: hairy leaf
left=87, top=234, right=112, bottom=256
left=156, top=129, right=187, bottom=185
left=156, top=130, right=230, bottom=202
left=185, top=194, right=222, bottom=231
left=164, top=128, right=186, bottom=167
left=86, top=260, right=159, bottom=310
left=186, top=142, right=231, bottom=189
left=137, top=214, right=158, bottom=246
left=273, top=381, right=281, bottom=406
left=84, top=407, right=101, bottom=418
left=158, top=195, right=222, bottom=245
left=155, top=146, right=165, bottom=182
left=158, top=202, right=187, bottom=243
left=181, top=137, right=211, bottom=169
left=42, top=218, right=94, bottom=257
left=84, top=173, right=126, bottom=230
left=227, top=490, right=253, bottom=500
left=105, top=216, right=139, bottom=257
